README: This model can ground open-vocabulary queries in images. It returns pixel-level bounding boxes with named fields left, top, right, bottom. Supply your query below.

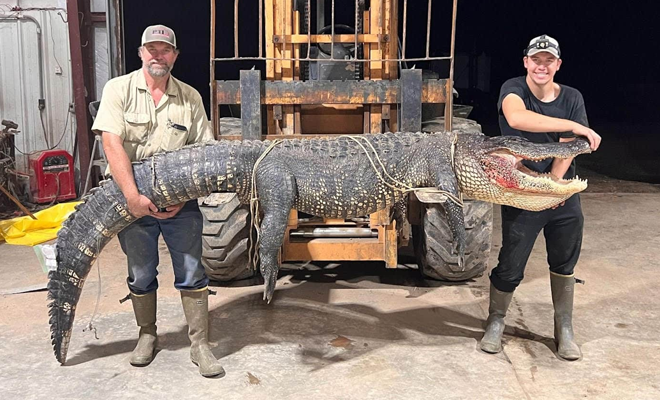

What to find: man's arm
left=548, top=137, right=576, bottom=209
left=103, top=132, right=158, bottom=218
left=502, top=93, right=601, bottom=150
left=550, top=137, right=575, bottom=180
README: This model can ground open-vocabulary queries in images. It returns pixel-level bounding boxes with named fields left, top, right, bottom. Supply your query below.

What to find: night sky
left=122, top=0, right=659, bottom=182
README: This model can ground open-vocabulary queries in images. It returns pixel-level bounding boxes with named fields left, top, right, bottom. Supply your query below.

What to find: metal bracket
left=400, top=69, right=422, bottom=132
left=240, top=70, right=262, bottom=140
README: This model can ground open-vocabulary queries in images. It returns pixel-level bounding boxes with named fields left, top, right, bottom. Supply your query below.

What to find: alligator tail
left=48, top=178, right=135, bottom=364
left=48, top=141, right=257, bottom=364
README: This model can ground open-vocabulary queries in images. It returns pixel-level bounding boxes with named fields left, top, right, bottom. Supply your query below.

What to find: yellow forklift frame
left=209, top=0, right=459, bottom=268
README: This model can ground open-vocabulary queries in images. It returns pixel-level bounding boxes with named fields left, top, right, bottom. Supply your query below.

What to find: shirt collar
left=136, top=69, right=148, bottom=90
left=166, top=75, right=179, bottom=97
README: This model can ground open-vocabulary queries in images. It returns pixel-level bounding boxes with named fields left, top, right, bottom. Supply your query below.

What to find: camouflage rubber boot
left=551, top=272, right=582, bottom=361
left=480, top=284, right=514, bottom=354
left=180, top=289, right=226, bottom=378
left=129, top=291, right=157, bottom=366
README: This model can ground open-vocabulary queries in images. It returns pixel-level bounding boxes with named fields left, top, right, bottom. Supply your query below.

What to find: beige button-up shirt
left=92, top=69, right=214, bottom=174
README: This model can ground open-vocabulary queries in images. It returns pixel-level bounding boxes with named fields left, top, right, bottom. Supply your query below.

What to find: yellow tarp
left=0, top=202, right=81, bottom=246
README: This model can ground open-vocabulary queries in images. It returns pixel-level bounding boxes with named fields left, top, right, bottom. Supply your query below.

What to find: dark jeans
left=490, top=194, right=583, bottom=293
left=118, top=200, right=208, bottom=294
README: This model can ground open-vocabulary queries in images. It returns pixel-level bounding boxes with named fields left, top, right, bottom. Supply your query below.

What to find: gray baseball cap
left=525, top=34, right=560, bottom=58
left=141, top=24, right=177, bottom=48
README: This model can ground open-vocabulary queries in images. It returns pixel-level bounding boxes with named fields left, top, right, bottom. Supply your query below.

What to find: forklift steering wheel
left=317, top=24, right=357, bottom=57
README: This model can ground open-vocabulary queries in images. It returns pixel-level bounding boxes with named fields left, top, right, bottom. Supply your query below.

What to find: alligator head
left=453, top=134, right=592, bottom=211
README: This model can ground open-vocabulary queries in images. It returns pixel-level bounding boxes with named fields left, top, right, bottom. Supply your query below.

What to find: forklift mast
left=204, top=0, right=467, bottom=274
left=210, top=0, right=457, bottom=138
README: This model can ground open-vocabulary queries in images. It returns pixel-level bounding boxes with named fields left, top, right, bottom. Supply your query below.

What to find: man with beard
left=92, top=25, right=223, bottom=377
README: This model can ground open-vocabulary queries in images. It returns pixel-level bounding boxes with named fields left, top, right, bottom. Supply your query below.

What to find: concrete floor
left=1, top=186, right=660, bottom=399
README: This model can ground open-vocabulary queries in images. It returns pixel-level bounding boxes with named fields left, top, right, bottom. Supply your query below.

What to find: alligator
left=47, top=131, right=591, bottom=364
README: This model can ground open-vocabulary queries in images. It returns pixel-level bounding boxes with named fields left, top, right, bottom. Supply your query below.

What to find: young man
left=92, top=25, right=223, bottom=377
left=480, top=34, right=601, bottom=360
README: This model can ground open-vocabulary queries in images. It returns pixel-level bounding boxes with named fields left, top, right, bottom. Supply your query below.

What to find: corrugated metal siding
left=92, top=0, right=110, bottom=102
left=93, top=24, right=109, bottom=101
left=91, top=0, right=106, bottom=13
left=0, top=3, right=76, bottom=173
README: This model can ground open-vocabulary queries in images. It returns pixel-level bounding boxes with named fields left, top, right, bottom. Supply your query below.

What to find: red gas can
left=29, top=150, right=77, bottom=203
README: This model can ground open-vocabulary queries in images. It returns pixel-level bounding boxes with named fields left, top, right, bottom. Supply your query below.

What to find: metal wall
left=0, top=0, right=76, bottom=172
left=91, top=0, right=108, bottom=100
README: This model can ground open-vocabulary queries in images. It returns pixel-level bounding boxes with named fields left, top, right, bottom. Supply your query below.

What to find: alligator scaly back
left=47, top=140, right=266, bottom=364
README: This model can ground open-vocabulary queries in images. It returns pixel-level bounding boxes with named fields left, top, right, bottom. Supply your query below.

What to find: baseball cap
left=141, top=24, right=177, bottom=48
left=524, top=34, right=560, bottom=58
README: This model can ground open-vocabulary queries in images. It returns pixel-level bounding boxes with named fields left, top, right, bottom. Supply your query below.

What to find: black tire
left=421, top=116, right=483, bottom=134
left=413, top=116, right=492, bottom=281
left=413, top=200, right=493, bottom=281
left=219, top=117, right=242, bottom=136
left=199, top=193, right=255, bottom=282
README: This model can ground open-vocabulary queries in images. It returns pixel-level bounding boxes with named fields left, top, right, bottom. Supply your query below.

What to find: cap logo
left=524, top=34, right=560, bottom=57
left=142, top=24, right=176, bottom=47
left=151, top=29, right=168, bottom=37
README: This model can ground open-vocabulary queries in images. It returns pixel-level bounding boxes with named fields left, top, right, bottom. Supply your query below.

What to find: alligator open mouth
left=488, top=151, right=588, bottom=195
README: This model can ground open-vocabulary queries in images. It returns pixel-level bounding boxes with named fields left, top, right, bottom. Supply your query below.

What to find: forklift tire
left=413, top=115, right=492, bottom=280
left=413, top=200, right=493, bottom=281
left=421, top=116, right=483, bottom=134
left=218, top=117, right=242, bottom=136
left=199, top=193, right=255, bottom=282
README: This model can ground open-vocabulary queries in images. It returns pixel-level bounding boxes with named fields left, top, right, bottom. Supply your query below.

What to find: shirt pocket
left=123, top=112, right=150, bottom=143
left=164, top=108, right=193, bottom=149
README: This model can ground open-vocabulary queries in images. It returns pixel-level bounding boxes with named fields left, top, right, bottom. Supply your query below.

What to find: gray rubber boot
left=129, top=291, right=157, bottom=366
left=480, top=283, right=514, bottom=354
left=551, top=272, right=582, bottom=361
left=181, top=289, right=226, bottom=378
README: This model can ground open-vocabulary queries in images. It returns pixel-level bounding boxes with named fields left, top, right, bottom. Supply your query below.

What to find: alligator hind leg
left=255, top=166, right=297, bottom=303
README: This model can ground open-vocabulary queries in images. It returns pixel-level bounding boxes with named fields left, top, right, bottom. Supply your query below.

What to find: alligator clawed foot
left=262, top=269, right=277, bottom=304
left=452, top=241, right=466, bottom=271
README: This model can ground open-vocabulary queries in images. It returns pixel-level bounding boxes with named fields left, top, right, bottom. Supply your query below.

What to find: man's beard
left=146, top=62, right=171, bottom=77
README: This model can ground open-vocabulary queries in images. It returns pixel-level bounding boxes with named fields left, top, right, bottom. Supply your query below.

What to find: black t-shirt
left=498, top=76, right=589, bottom=177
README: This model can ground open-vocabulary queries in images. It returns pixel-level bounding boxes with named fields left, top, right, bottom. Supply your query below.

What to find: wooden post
left=210, top=0, right=219, bottom=138
left=369, top=0, right=383, bottom=134
left=67, top=0, right=92, bottom=193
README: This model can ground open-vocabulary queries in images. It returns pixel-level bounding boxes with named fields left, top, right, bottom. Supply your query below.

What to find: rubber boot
left=181, top=289, right=226, bottom=378
left=129, top=291, right=157, bottom=366
left=480, top=283, right=514, bottom=354
left=551, top=272, right=582, bottom=360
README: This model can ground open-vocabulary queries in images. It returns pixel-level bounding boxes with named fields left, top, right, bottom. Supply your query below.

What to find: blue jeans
left=118, top=200, right=208, bottom=294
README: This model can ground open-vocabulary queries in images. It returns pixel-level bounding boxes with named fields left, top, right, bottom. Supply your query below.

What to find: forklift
left=199, top=0, right=492, bottom=283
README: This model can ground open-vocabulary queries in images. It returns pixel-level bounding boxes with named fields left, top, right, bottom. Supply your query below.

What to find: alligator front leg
left=256, top=164, right=297, bottom=303
left=444, top=200, right=466, bottom=270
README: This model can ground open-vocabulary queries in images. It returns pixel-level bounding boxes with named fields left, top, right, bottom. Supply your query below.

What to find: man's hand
left=150, top=202, right=186, bottom=220
left=572, top=124, right=601, bottom=151
left=126, top=194, right=158, bottom=218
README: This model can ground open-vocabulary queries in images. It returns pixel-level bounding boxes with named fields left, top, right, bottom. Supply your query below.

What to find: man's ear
left=556, top=58, right=562, bottom=70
